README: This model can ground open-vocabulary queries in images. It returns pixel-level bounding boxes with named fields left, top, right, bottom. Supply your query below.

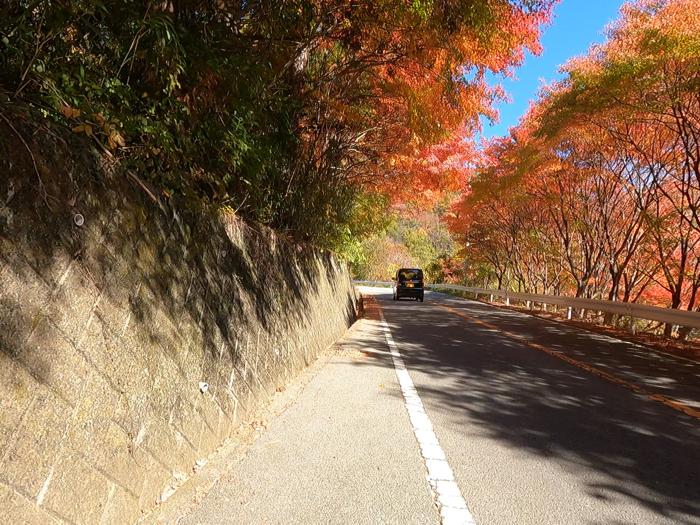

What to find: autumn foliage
left=450, top=0, right=700, bottom=335
left=1, top=0, right=554, bottom=249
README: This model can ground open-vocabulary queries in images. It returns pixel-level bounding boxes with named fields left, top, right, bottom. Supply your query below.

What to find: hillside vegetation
left=1, top=0, right=553, bottom=254
left=449, top=0, right=700, bottom=336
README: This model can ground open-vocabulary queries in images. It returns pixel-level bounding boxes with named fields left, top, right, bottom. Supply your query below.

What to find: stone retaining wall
left=0, top=123, right=357, bottom=524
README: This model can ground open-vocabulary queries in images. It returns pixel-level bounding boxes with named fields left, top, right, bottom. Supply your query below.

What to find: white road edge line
left=377, top=307, right=477, bottom=525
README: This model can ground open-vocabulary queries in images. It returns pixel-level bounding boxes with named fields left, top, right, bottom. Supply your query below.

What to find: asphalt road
left=180, top=287, right=700, bottom=525
left=379, top=288, right=700, bottom=525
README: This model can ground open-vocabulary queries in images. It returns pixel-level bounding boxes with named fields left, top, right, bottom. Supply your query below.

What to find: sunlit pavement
left=179, top=295, right=440, bottom=525
left=179, top=286, right=700, bottom=525
left=375, top=287, right=700, bottom=525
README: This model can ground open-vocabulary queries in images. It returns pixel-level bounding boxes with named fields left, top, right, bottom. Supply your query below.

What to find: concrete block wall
left=0, top=124, right=357, bottom=524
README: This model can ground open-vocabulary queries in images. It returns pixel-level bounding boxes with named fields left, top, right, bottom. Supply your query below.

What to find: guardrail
left=353, top=280, right=393, bottom=287
left=429, top=284, right=700, bottom=331
left=353, top=280, right=700, bottom=331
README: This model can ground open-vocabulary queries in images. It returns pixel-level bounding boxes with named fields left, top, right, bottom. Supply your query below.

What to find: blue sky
left=479, top=0, right=627, bottom=140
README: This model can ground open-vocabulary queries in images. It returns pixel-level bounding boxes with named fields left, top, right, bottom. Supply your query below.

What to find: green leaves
left=1, top=0, right=554, bottom=251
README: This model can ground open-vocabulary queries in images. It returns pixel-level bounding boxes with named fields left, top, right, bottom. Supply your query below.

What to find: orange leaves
left=71, top=123, right=92, bottom=136
left=70, top=119, right=125, bottom=150
left=376, top=126, right=476, bottom=207
left=60, top=105, right=81, bottom=119
left=107, top=130, right=126, bottom=149
left=449, top=0, right=700, bottom=312
left=61, top=103, right=125, bottom=150
left=388, top=2, right=553, bottom=203
left=310, top=0, right=556, bottom=206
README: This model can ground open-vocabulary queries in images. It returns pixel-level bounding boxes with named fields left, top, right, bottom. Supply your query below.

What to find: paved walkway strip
left=177, top=299, right=440, bottom=525
left=439, top=303, right=700, bottom=421
left=370, top=297, right=477, bottom=525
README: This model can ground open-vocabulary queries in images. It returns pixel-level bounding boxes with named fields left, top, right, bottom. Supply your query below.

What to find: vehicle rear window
left=398, top=269, right=423, bottom=280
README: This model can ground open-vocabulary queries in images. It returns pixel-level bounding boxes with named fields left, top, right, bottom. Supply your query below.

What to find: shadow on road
left=355, top=290, right=700, bottom=525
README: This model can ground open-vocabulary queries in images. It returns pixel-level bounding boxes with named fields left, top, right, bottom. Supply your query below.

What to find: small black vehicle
left=392, top=268, right=424, bottom=302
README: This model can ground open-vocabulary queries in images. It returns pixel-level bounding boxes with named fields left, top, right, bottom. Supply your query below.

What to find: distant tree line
left=450, top=0, right=700, bottom=335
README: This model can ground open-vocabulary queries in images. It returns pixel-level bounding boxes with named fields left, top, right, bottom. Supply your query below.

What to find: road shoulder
left=155, top=314, right=438, bottom=525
